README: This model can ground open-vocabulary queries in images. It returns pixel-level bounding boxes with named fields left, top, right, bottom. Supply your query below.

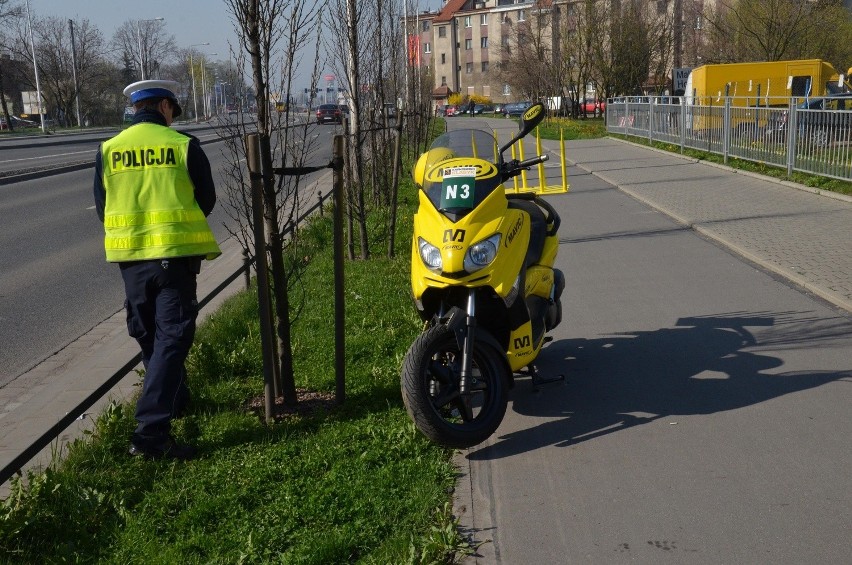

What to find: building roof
left=432, top=85, right=454, bottom=98
left=433, top=0, right=468, bottom=23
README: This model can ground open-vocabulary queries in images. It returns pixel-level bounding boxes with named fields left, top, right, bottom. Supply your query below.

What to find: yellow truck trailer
left=685, top=59, right=851, bottom=107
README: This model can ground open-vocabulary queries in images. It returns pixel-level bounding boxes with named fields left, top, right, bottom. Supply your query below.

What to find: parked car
left=0, top=115, right=38, bottom=130
left=473, top=104, right=495, bottom=115
left=581, top=99, right=606, bottom=115
left=503, top=101, right=533, bottom=117
left=796, top=93, right=852, bottom=146
left=763, top=93, right=852, bottom=146
left=315, top=103, right=343, bottom=124
left=444, top=105, right=459, bottom=117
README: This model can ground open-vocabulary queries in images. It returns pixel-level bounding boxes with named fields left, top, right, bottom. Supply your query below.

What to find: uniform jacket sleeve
left=93, top=148, right=105, bottom=222
left=186, top=136, right=216, bottom=216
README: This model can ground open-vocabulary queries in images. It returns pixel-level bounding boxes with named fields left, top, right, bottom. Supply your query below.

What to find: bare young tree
left=224, top=0, right=325, bottom=407
left=24, top=16, right=106, bottom=126
left=493, top=7, right=558, bottom=102
left=110, top=19, right=176, bottom=81
left=557, top=0, right=598, bottom=117
left=589, top=0, right=655, bottom=98
left=0, top=0, right=24, bottom=128
left=703, top=0, right=852, bottom=68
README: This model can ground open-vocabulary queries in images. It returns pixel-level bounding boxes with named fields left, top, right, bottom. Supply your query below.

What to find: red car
left=581, top=100, right=606, bottom=115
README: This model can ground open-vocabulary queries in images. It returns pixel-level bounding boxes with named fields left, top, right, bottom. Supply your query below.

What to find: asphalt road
left=448, top=125, right=852, bottom=563
left=0, top=116, right=337, bottom=385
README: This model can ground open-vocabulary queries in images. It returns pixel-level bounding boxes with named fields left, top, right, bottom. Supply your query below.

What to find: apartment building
left=410, top=0, right=715, bottom=108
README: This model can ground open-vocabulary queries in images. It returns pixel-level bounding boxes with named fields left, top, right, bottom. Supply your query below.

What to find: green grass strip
left=1, top=159, right=471, bottom=564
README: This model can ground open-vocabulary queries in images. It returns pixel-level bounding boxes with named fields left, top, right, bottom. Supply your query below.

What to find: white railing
left=606, top=96, right=852, bottom=182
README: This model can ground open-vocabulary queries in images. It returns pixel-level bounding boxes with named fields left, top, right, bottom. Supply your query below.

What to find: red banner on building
left=407, top=34, right=421, bottom=67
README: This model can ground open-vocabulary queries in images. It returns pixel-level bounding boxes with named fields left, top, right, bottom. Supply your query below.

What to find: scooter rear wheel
left=401, top=324, right=509, bottom=449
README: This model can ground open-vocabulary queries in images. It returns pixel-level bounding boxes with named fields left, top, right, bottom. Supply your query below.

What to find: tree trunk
left=345, top=0, right=369, bottom=259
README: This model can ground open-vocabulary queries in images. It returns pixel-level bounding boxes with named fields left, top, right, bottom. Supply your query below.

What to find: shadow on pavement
left=468, top=313, right=851, bottom=460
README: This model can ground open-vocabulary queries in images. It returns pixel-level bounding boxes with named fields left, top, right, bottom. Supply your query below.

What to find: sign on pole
left=673, top=68, right=692, bottom=94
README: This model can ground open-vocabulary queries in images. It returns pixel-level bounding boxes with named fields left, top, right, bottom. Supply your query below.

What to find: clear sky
left=29, top=0, right=444, bottom=89
left=30, top=0, right=445, bottom=64
left=29, top=0, right=242, bottom=67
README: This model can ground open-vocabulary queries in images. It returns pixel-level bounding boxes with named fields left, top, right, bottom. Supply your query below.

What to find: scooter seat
left=507, top=199, right=547, bottom=267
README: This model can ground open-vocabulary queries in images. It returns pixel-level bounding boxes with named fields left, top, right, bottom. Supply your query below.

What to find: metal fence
left=606, top=96, right=852, bottom=182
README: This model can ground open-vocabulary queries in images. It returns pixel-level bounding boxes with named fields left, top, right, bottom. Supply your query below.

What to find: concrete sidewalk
left=455, top=135, right=852, bottom=564
left=562, top=137, right=852, bottom=314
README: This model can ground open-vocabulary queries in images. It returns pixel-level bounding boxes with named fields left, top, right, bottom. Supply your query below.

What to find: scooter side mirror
left=519, top=103, right=545, bottom=136
left=499, top=102, right=546, bottom=159
left=412, top=152, right=429, bottom=188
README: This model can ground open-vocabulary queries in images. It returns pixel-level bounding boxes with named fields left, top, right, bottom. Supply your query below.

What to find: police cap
left=123, top=79, right=183, bottom=118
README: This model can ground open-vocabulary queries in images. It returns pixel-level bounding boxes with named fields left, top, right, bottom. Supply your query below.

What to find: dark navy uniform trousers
left=119, top=257, right=200, bottom=444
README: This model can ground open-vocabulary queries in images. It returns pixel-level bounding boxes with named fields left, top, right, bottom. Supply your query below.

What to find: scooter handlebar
left=517, top=154, right=549, bottom=168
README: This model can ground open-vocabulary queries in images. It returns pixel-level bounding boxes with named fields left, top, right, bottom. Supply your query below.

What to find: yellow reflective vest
left=100, top=123, right=221, bottom=262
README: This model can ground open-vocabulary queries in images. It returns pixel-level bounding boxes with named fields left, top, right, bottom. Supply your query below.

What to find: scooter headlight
left=464, top=234, right=501, bottom=273
left=418, top=237, right=443, bottom=272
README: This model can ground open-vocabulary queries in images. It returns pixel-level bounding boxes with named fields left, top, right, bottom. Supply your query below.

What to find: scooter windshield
left=421, top=128, right=503, bottom=215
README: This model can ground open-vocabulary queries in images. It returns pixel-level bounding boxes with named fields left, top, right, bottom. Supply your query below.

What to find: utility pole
left=68, top=19, right=82, bottom=127
left=24, top=0, right=45, bottom=133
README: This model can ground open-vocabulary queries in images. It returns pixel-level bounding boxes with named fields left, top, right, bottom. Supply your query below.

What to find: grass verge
left=0, top=158, right=472, bottom=563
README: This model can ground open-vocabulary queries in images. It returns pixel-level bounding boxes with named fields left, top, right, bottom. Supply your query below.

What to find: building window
left=480, top=14, right=488, bottom=25
left=423, top=43, right=431, bottom=54
left=481, top=61, right=489, bottom=73
left=438, top=25, right=446, bottom=37
left=657, top=0, right=667, bottom=15
left=480, top=37, right=488, bottom=48
left=502, top=84, right=511, bottom=96
left=421, top=20, right=430, bottom=32
left=465, top=39, right=472, bottom=50
left=518, top=10, right=526, bottom=21
left=441, top=76, right=447, bottom=86
left=465, top=16, right=472, bottom=28
left=466, top=62, right=473, bottom=74
left=441, top=53, right=446, bottom=64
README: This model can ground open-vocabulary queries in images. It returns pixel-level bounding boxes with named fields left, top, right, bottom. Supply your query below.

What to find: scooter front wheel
left=401, top=324, right=509, bottom=449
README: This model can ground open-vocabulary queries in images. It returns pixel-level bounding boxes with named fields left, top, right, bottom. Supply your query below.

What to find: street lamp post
left=188, top=43, right=209, bottom=123
left=24, top=0, right=45, bottom=133
left=136, top=17, right=164, bottom=80
left=200, top=53, right=217, bottom=118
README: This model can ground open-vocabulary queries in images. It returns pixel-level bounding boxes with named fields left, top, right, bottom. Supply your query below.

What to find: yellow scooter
left=401, top=103, right=564, bottom=448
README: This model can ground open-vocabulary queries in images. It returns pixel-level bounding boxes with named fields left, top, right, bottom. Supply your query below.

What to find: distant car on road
left=315, top=103, right=343, bottom=124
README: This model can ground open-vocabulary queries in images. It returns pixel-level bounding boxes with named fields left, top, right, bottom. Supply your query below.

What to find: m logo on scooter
left=443, top=229, right=466, bottom=243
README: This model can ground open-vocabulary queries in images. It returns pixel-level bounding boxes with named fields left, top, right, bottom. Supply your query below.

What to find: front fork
left=459, top=290, right=477, bottom=394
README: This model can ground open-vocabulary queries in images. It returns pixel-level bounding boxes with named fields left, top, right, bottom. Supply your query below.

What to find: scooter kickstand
left=526, top=364, right=564, bottom=391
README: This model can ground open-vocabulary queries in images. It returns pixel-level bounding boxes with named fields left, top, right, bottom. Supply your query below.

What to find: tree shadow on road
left=467, top=313, right=851, bottom=461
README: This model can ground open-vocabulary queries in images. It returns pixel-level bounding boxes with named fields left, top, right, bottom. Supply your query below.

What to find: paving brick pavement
left=561, top=137, right=852, bottom=314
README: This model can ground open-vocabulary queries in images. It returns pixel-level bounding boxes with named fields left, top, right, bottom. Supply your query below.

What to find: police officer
left=93, top=79, right=221, bottom=460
